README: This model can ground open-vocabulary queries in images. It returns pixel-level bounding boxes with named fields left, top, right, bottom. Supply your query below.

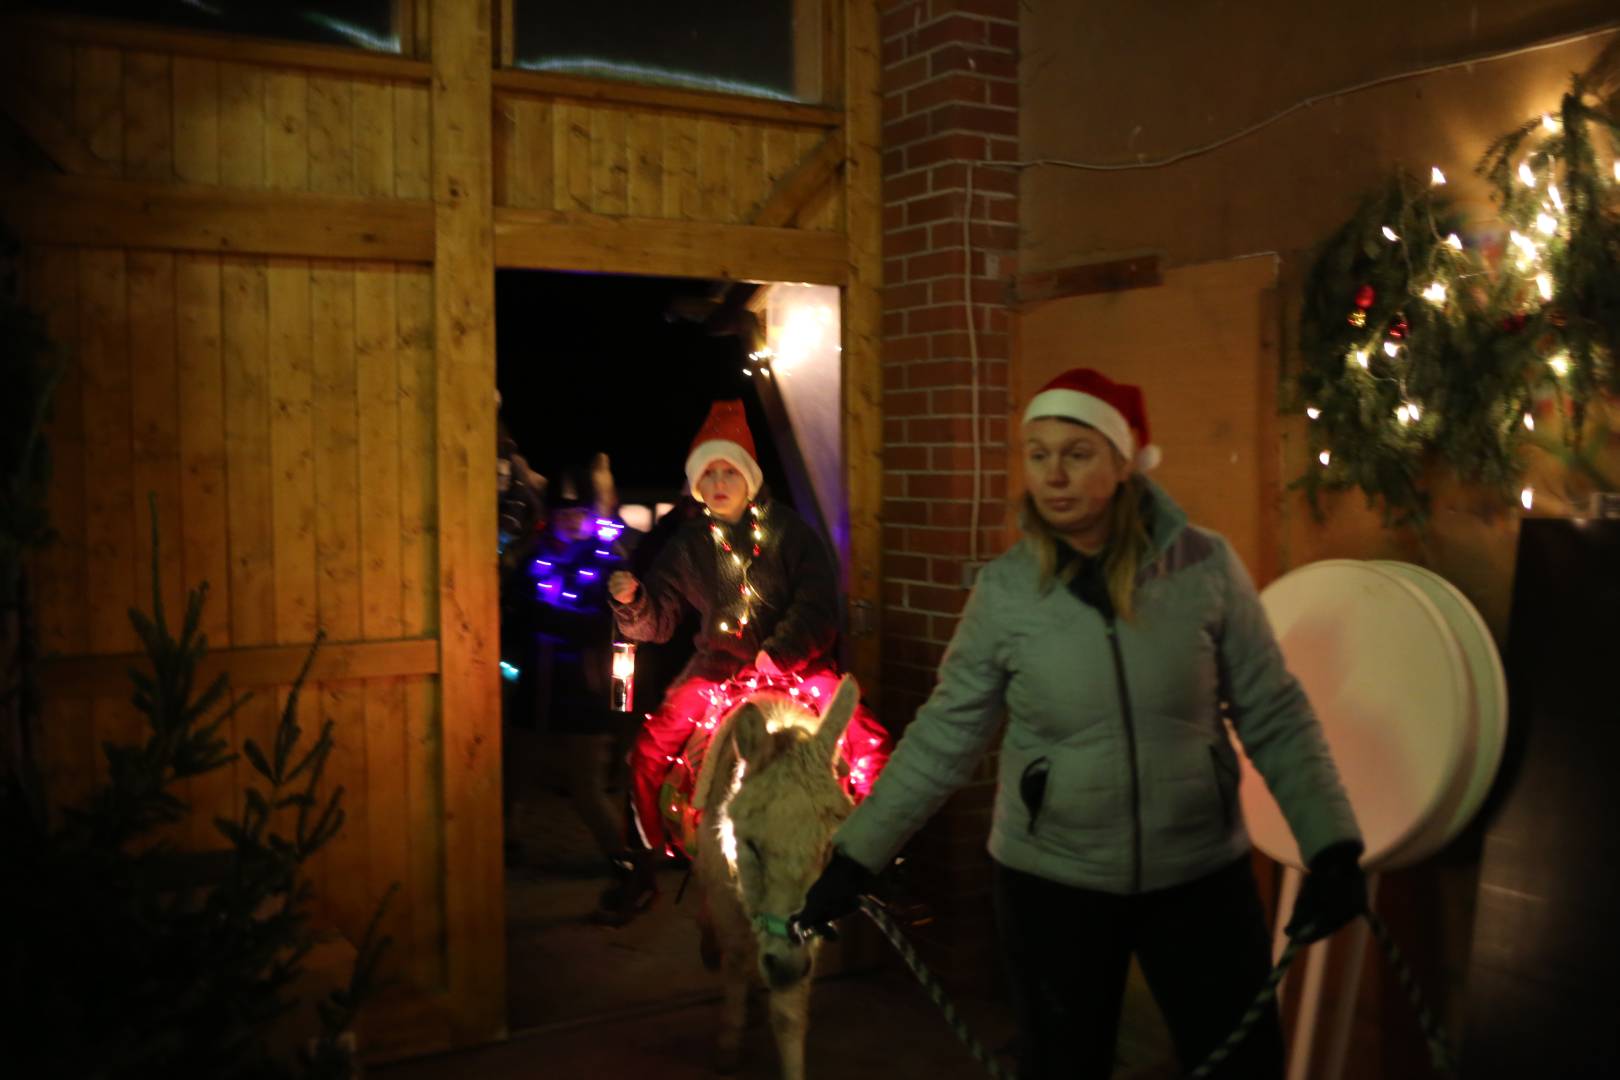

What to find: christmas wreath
left=1297, top=76, right=1620, bottom=526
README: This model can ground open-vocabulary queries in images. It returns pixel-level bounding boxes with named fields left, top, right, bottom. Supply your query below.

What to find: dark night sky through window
left=495, top=271, right=787, bottom=509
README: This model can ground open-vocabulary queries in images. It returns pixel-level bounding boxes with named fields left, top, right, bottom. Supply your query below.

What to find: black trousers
left=994, top=855, right=1284, bottom=1080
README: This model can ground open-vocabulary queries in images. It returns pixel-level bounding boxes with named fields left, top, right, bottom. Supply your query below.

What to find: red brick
left=884, top=224, right=930, bottom=256
left=928, top=0, right=1019, bottom=19
left=884, top=54, right=931, bottom=93
left=883, top=417, right=906, bottom=445
left=883, top=334, right=931, bottom=363
left=884, top=607, right=932, bottom=639
left=986, top=20, right=1018, bottom=50
left=884, top=388, right=930, bottom=417
left=930, top=387, right=983, bottom=415
left=929, top=274, right=1006, bottom=305
left=883, top=255, right=909, bottom=284
left=930, top=44, right=1018, bottom=81
left=906, top=359, right=974, bottom=387
left=905, top=132, right=988, bottom=170
left=884, top=280, right=930, bottom=310
left=932, top=612, right=965, bottom=640
left=881, top=578, right=907, bottom=606
left=882, top=309, right=906, bottom=337
left=882, top=90, right=905, bottom=123
left=882, top=148, right=906, bottom=177
left=883, top=111, right=932, bottom=148
left=907, top=249, right=969, bottom=280
left=881, top=1, right=926, bottom=40
left=881, top=34, right=906, bottom=66
left=987, top=78, right=1018, bottom=109
left=909, top=473, right=976, bottom=499
left=905, top=528, right=973, bottom=558
left=882, top=202, right=906, bottom=232
left=908, top=416, right=974, bottom=443
left=912, top=14, right=995, bottom=53
left=965, top=221, right=1019, bottom=249
left=883, top=498, right=929, bottom=527
left=932, top=444, right=1006, bottom=471
left=908, top=304, right=968, bottom=334
left=883, top=471, right=907, bottom=498
left=929, top=558, right=965, bottom=585
left=884, top=551, right=928, bottom=580
left=909, top=583, right=969, bottom=615
left=986, top=136, right=1020, bottom=162
left=905, top=190, right=966, bottom=226
left=904, top=73, right=987, bottom=113
left=931, top=103, right=1019, bottom=138
left=884, top=169, right=930, bottom=202
left=883, top=363, right=907, bottom=391
left=932, top=161, right=1018, bottom=193
left=886, top=445, right=930, bottom=471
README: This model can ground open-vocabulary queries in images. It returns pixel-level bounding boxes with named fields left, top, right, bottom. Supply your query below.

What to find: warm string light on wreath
left=1298, top=77, right=1620, bottom=525
left=709, top=501, right=765, bottom=638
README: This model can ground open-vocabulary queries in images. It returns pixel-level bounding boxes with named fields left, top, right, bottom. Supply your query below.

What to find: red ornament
left=1388, top=314, right=1409, bottom=340
left=1502, top=313, right=1528, bottom=334
left=1354, top=284, right=1376, bottom=310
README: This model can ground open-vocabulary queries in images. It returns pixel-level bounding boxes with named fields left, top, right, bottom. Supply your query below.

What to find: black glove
left=791, top=851, right=874, bottom=940
left=1285, top=840, right=1368, bottom=943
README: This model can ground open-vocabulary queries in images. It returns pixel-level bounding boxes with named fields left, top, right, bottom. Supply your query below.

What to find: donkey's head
left=716, top=675, right=859, bottom=990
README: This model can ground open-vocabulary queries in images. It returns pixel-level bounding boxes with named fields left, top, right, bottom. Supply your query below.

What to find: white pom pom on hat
left=1021, top=368, right=1162, bottom=471
left=684, top=400, right=764, bottom=501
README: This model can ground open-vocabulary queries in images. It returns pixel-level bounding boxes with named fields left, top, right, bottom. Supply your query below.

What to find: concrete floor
left=373, top=733, right=1176, bottom=1079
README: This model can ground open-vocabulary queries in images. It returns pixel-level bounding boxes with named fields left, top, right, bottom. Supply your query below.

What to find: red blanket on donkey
left=652, top=669, right=892, bottom=858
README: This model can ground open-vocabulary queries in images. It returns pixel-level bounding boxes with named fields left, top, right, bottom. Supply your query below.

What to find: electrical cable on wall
left=952, top=18, right=1619, bottom=574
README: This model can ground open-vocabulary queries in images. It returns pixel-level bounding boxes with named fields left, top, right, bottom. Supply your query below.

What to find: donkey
left=689, top=675, right=861, bottom=1080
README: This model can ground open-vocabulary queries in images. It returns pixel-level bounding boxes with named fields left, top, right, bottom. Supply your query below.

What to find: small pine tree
left=0, top=500, right=393, bottom=1078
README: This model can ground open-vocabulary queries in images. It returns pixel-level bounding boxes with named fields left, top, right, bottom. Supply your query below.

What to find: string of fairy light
left=1299, top=82, right=1620, bottom=522
left=709, top=500, right=766, bottom=637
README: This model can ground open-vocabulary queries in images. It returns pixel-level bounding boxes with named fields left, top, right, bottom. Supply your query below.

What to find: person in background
left=498, top=425, right=547, bottom=850
left=794, top=368, right=1367, bottom=1079
left=600, top=400, right=891, bottom=925
left=531, top=461, right=631, bottom=867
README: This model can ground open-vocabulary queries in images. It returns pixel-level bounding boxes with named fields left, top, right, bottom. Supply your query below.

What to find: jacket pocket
left=1209, top=744, right=1238, bottom=828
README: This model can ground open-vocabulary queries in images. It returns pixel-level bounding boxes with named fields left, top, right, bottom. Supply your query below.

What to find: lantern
left=610, top=641, right=637, bottom=713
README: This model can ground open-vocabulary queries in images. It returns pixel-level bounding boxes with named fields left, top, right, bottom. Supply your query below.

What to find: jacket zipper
left=1104, top=617, right=1142, bottom=893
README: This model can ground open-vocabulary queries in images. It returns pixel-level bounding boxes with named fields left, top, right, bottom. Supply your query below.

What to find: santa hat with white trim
left=1021, top=368, right=1162, bottom=471
left=685, top=399, right=764, bottom=502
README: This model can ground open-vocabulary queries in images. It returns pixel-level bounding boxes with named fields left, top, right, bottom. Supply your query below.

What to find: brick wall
left=877, top=0, right=1020, bottom=988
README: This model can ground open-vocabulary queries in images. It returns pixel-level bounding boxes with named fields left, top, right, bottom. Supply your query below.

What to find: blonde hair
left=1022, top=469, right=1152, bottom=620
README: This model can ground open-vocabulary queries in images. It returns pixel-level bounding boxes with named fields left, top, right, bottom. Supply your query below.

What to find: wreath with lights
left=1297, top=76, right=1620, bottom=526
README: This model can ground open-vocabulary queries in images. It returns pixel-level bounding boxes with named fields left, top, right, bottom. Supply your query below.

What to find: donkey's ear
left=811, top=675, right=859, bottom=763
left=730, top=702, right=771, bottom=764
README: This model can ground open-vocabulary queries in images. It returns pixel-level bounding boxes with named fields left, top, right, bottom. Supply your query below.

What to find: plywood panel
left=171, top=56, right=219, bottom=185
left=28, top=247, right=96, bottom=814
left=128, top=252, right=185, bottom=629
left=735, top=123, right=767, bottom=222
left=268, top=260, right=317, bottom=645
left=217, top=63, right=265, bottom=188
left=353, top=79, right=395, bottom=198
left=393, top=83, right=431, bottom=201
left=589, top=107, right=628, bottom=215
left=73, top=45, right=122, bottom=176
left=308, top=75, right=355, bottom=195
left=697, top=118, right=730, bottom=221
left=625, top=111, right=662, bottom=218
left=265, top=70, right=309, bottom=191
left=1015, top=258, right=1280, bottom=577
left=174, top=252, right=235, bottom=845
left=661, top=114, right=700, bottom=221
left=122, top=51, right=173, bottom=182
left=556, top=103, right=591, bottom=212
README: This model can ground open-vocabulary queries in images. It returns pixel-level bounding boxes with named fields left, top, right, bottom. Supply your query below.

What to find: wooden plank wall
left=495, top=93, right=843, bottom=231
left=9, top=0, right=878, bottom=1051
left=18, top=36, right=443, bottom=988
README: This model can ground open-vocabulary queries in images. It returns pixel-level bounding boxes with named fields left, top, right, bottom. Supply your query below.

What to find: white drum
left=1235, top=560, right=1506, bottom=872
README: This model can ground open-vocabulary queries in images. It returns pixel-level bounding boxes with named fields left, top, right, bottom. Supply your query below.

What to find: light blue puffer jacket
left=837, top=480, right=1360, bottom=894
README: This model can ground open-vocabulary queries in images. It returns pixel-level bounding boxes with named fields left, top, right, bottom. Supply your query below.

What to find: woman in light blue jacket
left=795, top=368, right=1367, bottom=1079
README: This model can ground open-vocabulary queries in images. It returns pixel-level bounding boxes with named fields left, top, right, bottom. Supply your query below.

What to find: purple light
left=596, top=526, right=620, bottom=542
left=595, top=549, right=611, bottom=558
left=578, top=569, right=596, bottom=579
left=561, top=591, right=578, bottom=600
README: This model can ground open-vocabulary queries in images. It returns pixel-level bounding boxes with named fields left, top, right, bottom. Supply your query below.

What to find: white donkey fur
left=689, top=675, right=860, bottom=1080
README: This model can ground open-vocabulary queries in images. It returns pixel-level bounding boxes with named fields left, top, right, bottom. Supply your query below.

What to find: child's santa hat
left=1021, top=368, right=1162, bottom=471
left=685, top=400, right=764, bottom=501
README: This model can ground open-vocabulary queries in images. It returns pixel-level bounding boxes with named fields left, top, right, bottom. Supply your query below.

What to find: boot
left=593, top=849, right=659, bottom=926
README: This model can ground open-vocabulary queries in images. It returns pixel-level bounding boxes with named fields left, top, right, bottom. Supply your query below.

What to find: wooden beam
left=492, top=69, right=841, bottom=128
left=1009, top=253, right=1164, bottom=309
left=745, top=129, right=846, bottom=228
left=494, top=206, right=850, bottom=284
left=0, top=76, right=98, bottom=174
left=39, top=638, right=440, bottom=699
left=0, top=175, right=434, bottom=261
left=432, top=0, right=504, bottom=1044
left=5, top=12, right=431, bottom=82
left=841, top=0, right=882, bottom=695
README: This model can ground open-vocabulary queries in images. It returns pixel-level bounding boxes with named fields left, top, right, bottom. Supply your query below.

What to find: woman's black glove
left=791, top=851, right=874, bottom=940
left=1285, top=840, right=1368, bottom=943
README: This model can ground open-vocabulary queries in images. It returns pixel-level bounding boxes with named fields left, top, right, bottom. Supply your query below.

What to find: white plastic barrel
left=1235, top=560, right=1507, bottom=872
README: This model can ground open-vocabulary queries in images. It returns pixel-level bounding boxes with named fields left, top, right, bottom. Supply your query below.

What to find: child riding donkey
left=604, top=400, right=890, bottom=924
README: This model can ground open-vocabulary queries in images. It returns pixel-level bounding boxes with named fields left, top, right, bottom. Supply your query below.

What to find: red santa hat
left=1021, top=368, right=1162, bottom=471
left=685, top=400, right=764, bottom=502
